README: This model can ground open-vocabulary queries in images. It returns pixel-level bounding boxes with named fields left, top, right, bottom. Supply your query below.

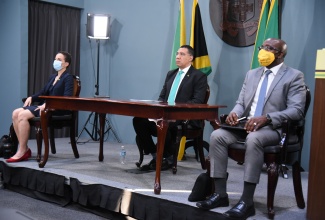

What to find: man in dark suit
left=195, top=38, right=306, bottom=219
left=133, top=45, right=208, bottom=170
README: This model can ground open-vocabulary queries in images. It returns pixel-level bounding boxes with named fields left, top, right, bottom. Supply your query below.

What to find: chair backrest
left=293, top=85, right=311, bottom=154
left=72, top=75, right=81, bottom=97
left=286, top=85, right=310, bottom=136
left=304, top=85, right=311, bottom=117
left=204, top=85, right=210, bottom=104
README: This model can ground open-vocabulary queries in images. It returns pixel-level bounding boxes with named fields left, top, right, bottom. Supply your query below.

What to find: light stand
left=77, top=40, right=101, bottom=141
left=77, top=14, right=120, bottom=143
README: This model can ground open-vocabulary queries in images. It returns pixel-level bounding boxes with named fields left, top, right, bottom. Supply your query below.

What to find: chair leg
left=205, top=157, right=215, bottom=195
left=266, top=162, right=279, bottom=219
left=49, top=127, right=56, bottom=154
left=280, top=164, right=289, bottom=179
left=193, top=143, right=199, bottom=161
left=184, top=140, right=199, bottom=161
left=135, top=136, right=144, bottom=168
left=35, top=127, right=43, bottom=162
left=202, top=141, right=209, bottom=154
left=292, top=161, right=306, bottom=209
left=69, top=122, right=79, bottom=158
left=172, top=138, right=181, bottom=174
left=197, top=134, right=206, bottom=170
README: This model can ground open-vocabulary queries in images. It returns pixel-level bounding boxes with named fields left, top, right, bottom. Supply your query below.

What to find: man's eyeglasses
left=258, top=45, right=281, bottom=53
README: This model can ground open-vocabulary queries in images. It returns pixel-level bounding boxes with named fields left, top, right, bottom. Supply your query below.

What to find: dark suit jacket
left=158, top=65, right=208, bottom=128
left=31, top=71, right=74, bottom=103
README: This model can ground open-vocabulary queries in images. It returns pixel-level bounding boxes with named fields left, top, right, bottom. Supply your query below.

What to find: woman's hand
left=23, top=97, right=32, bottom=107
left=35, top=103, right=46, bottom=115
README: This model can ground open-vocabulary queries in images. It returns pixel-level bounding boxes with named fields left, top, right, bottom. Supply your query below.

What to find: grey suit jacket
left=231, top=63, right=306, bottom=130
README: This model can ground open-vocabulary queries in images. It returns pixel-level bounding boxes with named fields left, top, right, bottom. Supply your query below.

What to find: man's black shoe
left=151, top=158, right=171, bottom=171
left=139, top=158, right=171, bottom=171
left=161, top=158, right=171, bottom=171
left=196, top=193, right=229, bottom=210
left=223, top=201, right=255, bottom=219
left=139, top=159, right=156, bottom=171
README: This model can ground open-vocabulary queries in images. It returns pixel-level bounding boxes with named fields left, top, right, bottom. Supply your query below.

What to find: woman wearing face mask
left=7, top=51, right=74, bottom=163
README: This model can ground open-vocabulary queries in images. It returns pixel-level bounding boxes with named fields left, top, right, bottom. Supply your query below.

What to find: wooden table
left=39, top=96, right=226, bottom=194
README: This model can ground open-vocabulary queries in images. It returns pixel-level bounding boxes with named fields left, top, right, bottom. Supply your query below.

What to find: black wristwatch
left=266, top=114, right=272, bottom=124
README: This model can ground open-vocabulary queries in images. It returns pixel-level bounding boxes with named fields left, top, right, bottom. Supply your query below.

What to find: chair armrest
left=220, top=114, right=228, bottom=124
left=279, top=120, right=289, bottom=148
left=279, top=118, right=305, bottom=164
left=209, top=114, right=227, bottom=130
left=180, top=120, right=190, bottom=135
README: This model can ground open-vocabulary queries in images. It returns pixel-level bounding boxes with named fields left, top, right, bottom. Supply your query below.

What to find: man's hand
left=225, top=112, right=239, bottom=126
left=244, top=116, right=269, bottom=132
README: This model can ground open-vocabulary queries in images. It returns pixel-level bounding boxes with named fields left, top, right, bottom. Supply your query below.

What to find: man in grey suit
left=195, top=38, right=306, bottom=219
left=133, top=45, right=207, bottom=171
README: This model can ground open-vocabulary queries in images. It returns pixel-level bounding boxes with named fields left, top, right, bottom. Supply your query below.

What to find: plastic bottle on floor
left=120, top=146, right=126, bottom=164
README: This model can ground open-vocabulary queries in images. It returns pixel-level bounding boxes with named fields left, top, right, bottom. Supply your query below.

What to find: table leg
left=154, top=119, right=169, bottom=194
left=39, top=109, right=51, bottom=168
left=98, top=113, right=105, bottom=161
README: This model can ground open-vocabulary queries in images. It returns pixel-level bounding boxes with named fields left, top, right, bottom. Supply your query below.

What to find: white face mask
left=53, top=60, right=63, bottom=71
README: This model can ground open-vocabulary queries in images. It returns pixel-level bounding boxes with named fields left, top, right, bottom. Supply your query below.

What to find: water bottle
left=120, top=146, right=126, bottom=164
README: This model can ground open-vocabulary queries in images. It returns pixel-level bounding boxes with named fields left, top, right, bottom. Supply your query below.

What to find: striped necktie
left=167, top=70, right=183, bottom=103
left=254, top=70, right=272, bottom=116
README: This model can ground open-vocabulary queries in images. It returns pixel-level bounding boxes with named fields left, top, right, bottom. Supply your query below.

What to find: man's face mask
left=258, top=49, right=275, bottom=67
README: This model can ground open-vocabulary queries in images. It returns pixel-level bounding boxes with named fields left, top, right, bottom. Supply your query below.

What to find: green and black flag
left=251, top=0, right=279, bottom=69
left=190, top=0, right=212, bottom=75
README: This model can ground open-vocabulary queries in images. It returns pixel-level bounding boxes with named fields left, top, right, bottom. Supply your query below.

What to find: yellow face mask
left=258, top=49, right=275, bottom=66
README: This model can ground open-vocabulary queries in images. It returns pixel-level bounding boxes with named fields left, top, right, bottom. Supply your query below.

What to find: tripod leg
left=76, top=112, right=94, bottom=142
left=105, top=117, right=121, bottom=142
left=91, top=113, right=100, bottom=141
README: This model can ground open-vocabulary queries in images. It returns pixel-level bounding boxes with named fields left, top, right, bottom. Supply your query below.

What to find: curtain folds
left=28, top=0, right=81, bottom=138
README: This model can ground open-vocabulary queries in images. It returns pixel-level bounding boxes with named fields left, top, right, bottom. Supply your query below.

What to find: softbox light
left=87, top=13, right=110, bottom=39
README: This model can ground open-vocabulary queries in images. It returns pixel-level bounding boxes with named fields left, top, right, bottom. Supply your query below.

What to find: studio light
left=87, top=13, right=110, bottom=39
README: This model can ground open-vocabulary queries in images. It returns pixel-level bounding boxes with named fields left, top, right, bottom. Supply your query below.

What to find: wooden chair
left=213, top=85, right=311, bottom=219
left=26, top=75, right=81, bottom=161
left=171, top=85, right=210, bottom=174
